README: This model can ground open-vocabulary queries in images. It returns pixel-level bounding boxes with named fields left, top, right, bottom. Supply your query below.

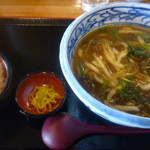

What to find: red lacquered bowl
left=15, top=72, right=66, bottom=118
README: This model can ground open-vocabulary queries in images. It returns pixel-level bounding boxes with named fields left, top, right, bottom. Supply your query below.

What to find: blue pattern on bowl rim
left=60, top=2, right=150, bottom=128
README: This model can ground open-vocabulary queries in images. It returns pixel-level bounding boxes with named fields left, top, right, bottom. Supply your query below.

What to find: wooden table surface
left=0, top=0, right=149, bottom=19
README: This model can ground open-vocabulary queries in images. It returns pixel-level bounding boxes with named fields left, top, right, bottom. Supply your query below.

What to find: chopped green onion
left=77, top=62, right=85, bottom=76
left=117, top=79, right=142, bottom=101
left=142, top=44, right=150, bottom=51
left=100, top=81, right=109, bottom=91
left=96, top=81, right=109, bottom=99
left=121, top=78, right=135, bottom=83
left=116, top=89, right=131, bottom=100
left=142, top=66, right=150, bottom=69
left=127, top=44, right=150, bottom=58
left=99, top=28, right=108, bottom=33
left=111, top=30, right=123, bottom=41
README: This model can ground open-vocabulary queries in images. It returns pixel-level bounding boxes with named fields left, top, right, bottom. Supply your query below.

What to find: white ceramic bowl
left=60, top=2, right=150, bottom=128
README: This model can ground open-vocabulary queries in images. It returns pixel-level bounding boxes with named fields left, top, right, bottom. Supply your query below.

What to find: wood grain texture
left=0, top=0, right=148, bottom=19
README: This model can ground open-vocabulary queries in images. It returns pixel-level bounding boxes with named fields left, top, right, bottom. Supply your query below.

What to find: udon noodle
left=72, top=25, right=150, bottom=117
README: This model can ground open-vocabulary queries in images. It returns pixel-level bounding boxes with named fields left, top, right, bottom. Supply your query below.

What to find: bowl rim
left=60, top=2, right=150, bottom=128
left=15, top=71, right=67, bottom=119
left=0, top=53, right=12, bottom=99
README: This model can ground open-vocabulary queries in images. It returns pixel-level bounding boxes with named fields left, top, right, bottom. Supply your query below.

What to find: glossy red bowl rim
left=15, top=71, right=67, bottom=119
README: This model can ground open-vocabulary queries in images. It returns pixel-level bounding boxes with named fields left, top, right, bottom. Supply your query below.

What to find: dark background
left=0, top=21, right=149, bottom=150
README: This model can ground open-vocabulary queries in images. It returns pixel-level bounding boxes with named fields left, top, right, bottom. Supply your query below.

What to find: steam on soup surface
left=72, top=24, right=150, bottom=117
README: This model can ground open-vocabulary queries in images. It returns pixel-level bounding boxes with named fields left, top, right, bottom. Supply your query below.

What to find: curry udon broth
left=72, top=25, right=150, bottom=117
